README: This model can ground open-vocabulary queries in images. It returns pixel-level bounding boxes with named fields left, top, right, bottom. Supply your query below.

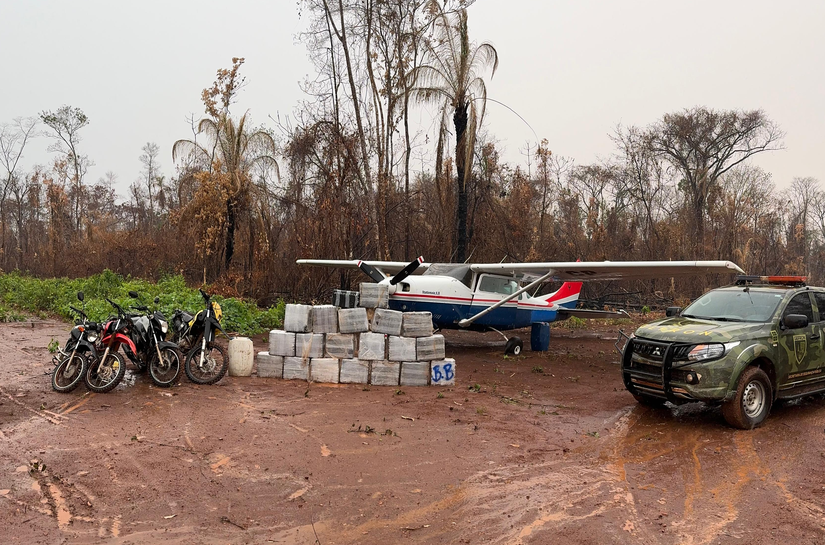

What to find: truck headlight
left=687, top=343, right=725, bottom=362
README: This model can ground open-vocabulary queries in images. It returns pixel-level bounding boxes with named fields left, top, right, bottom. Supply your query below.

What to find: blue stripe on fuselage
left=389, top=299, right=559, bottom=331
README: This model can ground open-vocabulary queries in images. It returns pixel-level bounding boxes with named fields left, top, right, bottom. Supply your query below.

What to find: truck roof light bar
left=735, top=275, right=807, bottom=286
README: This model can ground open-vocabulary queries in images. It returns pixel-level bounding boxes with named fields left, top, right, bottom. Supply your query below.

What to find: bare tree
left=0, top=117, right=38, bottom=264
left=784, top=176, right=821, bottom=272
left=613, top=125, right=670, bottom=257
left=139, top=142, right=161, bottom=221
left=40, top=106, right=92, bottom=232
left=650, top=107, right=783, bottom=255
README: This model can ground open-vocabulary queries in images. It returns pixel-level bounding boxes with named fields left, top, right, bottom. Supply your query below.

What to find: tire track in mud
left=446, top=408, right=657, bottom=545
left=442, top=405, right=792, bottom=545
left=0, top=386, right=65, bottom=426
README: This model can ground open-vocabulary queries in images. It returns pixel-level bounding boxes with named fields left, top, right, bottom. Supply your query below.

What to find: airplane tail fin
left=539, top=282, right=582, bottom=309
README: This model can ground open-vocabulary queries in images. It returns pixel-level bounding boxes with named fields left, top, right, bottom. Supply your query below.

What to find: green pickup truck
left=621, top=276, right=825, bottom=429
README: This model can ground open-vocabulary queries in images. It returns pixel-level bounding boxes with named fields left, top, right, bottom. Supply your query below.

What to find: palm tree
left=173, top=112, right=278, bottom=272
left=412, top=6, right=498, bottom=262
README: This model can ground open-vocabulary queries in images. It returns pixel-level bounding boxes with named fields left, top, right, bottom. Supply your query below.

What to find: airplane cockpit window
left=478, top=275, right=520, bottom=295
left=424, top=264, right=473, bottom=288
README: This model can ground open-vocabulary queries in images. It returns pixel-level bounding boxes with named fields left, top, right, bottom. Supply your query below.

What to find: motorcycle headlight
left=160, top=320, right=168, bottom=334
left=87, top=332, right=98, bottom=342
left=686, top=343, right=726, bottom=362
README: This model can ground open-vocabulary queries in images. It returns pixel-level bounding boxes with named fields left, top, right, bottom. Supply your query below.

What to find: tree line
left=0, top=0, right=818, bottom=307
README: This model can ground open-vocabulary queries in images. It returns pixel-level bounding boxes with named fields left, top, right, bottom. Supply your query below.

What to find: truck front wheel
left=721, top=366, right=772, bottom=429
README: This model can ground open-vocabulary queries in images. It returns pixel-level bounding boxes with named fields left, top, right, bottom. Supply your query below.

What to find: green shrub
left=0, top=271, right=284, bottom=337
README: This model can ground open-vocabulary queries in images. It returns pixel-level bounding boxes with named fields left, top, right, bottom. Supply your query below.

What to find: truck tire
left=722, top=366, right=772, bottom=429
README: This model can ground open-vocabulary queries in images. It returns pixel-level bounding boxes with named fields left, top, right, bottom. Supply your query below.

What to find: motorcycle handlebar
left=106, top=298, right=125, bottom=316
left=69, top=305, right=86, bottom=318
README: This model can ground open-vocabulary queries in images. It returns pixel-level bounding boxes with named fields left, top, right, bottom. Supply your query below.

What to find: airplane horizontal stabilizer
left=556, top=308, right=631, bottom=320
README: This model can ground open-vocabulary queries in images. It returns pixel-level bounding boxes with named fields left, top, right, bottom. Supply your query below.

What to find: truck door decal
left=793, top=334, right=807, bottom=365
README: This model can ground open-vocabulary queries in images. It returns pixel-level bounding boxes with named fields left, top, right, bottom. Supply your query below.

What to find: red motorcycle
left=83, top=298, right=132, bottom=393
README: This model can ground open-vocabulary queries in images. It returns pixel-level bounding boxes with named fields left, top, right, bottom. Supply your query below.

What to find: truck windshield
left=681, top=289, right=782, bottom=323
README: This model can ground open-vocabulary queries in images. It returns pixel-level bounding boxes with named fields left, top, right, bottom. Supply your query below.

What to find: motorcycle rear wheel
left=52, top=353, right=87, bottom=393
left=150, top=347, right=181, bottom=387
left=84, top=352, right=126, bottom=393
left=184, top=343, right=227, bottom=385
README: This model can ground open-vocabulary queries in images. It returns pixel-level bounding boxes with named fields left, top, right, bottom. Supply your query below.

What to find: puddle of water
left=47, top=483, right=71, bottom=529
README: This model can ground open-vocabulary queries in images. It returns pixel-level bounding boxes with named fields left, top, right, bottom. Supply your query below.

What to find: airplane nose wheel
left=504, top=337, right=523, bottom=355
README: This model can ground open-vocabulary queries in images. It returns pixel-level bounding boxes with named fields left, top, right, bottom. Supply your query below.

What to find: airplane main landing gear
left=504, top=336, right=523, bottom=356
left=487, top=327, right=524, bottom=355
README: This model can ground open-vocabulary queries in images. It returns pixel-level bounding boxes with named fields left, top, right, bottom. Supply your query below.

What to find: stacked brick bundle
left=256, top=284, right=455, bottom=386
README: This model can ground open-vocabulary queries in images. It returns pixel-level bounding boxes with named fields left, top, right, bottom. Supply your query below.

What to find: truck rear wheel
left=722, top=366, right=772, bottom=429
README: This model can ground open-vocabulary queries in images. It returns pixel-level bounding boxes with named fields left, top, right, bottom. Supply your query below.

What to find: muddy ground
left=2, top=318, right=825, bottom=544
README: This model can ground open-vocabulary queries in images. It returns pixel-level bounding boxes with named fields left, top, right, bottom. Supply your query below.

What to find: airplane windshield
left=681, top=289, right=782, bottom=323
left=424, top=264, right=473, bottom=287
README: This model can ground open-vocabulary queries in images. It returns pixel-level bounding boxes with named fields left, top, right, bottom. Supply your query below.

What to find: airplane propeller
left=357, top=256, right=424, bottom=285
left=390, top=256, right=424, bottom=285
left=357, top=260, right=386, bottom=283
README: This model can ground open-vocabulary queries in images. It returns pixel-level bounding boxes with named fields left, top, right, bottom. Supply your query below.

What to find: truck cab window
left=783, top=293, right=814, bottom=324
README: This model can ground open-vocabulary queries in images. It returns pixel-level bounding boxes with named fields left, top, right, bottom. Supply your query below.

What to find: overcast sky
left=2, top=0, right=823, bottom=194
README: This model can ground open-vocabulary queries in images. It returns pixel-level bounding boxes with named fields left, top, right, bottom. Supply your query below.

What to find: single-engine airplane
left=297, top=257, right=745, bottom=354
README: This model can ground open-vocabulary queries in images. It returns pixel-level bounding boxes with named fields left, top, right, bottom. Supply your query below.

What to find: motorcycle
left=125, top=291, right=182, bottom=387
left=172, top=289, right=229, bottom=384
left=84, top=298, right=131, bottom=393
left=51, top=291, right=101, bottom=393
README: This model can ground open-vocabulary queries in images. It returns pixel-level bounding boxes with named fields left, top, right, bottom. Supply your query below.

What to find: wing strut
left=458, top=270, right=556, bottom=328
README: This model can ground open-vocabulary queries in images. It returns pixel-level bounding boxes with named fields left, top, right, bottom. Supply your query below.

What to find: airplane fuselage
left=386, top=273, right=576, bottom=331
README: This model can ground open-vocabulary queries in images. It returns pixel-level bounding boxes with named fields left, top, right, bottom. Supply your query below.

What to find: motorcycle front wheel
left=52, top=353, right=87, bottom=393
left=84, top=352, right=126, bottom=393
left=184, top=343, right=227, bottom=385
left=150, top=347, right=181, bottom=387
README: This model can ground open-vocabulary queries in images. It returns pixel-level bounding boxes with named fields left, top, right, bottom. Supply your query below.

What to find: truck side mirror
left=666, top=306, right=681, bottom=317
left=784, top=314, right=808, bottom=329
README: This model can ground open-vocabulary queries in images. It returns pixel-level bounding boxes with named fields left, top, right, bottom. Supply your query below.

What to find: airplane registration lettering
left=422, top=290, right=441, bottom=295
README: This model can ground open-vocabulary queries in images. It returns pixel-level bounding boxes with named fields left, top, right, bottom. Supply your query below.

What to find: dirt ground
left=2, top=318, right=825, bottom=544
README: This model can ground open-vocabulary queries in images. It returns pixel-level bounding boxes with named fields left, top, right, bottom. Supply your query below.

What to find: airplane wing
left=469, top=260, right=745, bottom=280
left=296, top=259, right=431, bottom=276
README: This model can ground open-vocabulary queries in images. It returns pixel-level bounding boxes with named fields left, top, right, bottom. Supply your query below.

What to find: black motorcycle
left=51, top=291, right=101, bottom=393
left=126, top=291, right=182, bottom=387
left=172, top=289, right=229, bottom=384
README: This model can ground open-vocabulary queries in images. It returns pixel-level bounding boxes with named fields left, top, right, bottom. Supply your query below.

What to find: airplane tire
left=504, top=337, right=523, bottom=356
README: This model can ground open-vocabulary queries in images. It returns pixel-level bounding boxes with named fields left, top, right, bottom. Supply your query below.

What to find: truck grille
left=623, top=338, right=693, bottom=400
